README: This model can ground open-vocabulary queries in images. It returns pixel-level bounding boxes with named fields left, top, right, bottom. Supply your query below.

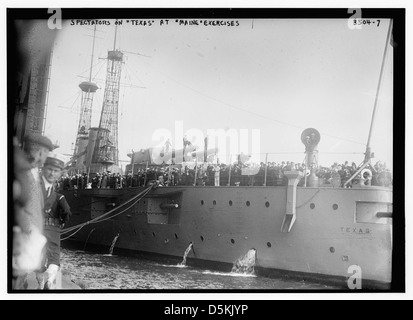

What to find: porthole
left=267, top=242, right=272, bottom=248
left=174, top=233, right=179, bottom=239
left=246, top=201, right=251, bottom=207
left=333, top=204, right=339, bottom=210
left=265, top=201, right=270, bottom=208
left=213, top=200, right=217, bottom=206
left=200, top=236, right=204, bottom=242
left=310, top=203, right=315, bottom=209
left=231, top=239, right=235, bottom=244
left=229, top=200, right=233, bottom=206
left=201, top=200, right=204, bottom=205
left=330, top=247, right=335, bottom=253
left=152, top=232, right=156, bottom=237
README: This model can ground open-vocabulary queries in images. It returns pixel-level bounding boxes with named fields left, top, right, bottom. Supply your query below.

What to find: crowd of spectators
left=315, top=160, right=392, bottom=187
left=57, top=160, right=392, bottom=190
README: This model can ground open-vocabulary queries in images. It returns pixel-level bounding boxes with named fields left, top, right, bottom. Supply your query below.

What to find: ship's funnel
left=84, top=127, right=98, bottom=168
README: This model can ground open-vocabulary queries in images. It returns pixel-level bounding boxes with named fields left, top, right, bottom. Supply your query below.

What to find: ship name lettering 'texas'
left=341, top=227, right=371, bottom=234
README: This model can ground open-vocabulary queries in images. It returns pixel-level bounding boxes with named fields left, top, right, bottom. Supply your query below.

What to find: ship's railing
left=57, top=157, right=392, bottom=190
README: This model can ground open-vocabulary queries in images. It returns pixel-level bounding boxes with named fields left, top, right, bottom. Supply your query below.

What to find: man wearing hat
left=18, top=133, right=55, bottom=234
left=36, top=152, right=72, bottom=289
left=12, top=133, right=54, bottom=290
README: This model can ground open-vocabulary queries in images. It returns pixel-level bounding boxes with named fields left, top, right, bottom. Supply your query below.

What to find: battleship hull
left=61, top=182, right=393, bottom=289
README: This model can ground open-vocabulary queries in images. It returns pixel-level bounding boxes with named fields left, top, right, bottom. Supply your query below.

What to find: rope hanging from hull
left=61, top=185, right=154, bottom=241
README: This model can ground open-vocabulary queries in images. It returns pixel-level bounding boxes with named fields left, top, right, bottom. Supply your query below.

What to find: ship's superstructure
left=72, top=26, right=99, bottom=173
left=68, top=26, right=123, bottom=174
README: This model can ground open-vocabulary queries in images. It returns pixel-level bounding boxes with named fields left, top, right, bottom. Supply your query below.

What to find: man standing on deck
left=36, top=153, right=72, bottom=289
left=213, top=163, right=220, bottom=186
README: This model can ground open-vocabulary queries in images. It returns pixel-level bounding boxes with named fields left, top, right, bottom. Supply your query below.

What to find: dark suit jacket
left=16, top=169, right=44, bottom=233
left=39, top=176, right=72, bottom=223
left=39, top=176, right=72, bottom=267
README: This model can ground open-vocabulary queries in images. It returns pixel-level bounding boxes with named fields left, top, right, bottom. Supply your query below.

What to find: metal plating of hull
left=62, top=184, right=393, bottom=288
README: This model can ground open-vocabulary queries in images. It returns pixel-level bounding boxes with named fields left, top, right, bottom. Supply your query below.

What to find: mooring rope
left=61, top=185, right=154, bottom=241
left=296, top=189, right=321, bottom=209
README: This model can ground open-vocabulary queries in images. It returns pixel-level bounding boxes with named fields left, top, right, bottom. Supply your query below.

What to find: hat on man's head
left=24, top=133, right=55, bottom=151
left=44, top=152, right=65, bottom=170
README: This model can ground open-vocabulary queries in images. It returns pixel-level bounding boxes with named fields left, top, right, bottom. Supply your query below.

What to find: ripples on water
left=60, top=248, right=339, bottom=291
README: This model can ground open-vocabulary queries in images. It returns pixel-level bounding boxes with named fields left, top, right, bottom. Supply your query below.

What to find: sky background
left=44, top=17, right=393, bottom=170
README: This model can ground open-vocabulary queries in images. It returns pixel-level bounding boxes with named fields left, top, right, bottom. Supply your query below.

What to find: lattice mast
left=94, top=25, right=123, bottom=167
left=73, top=25, right=98, bottom=167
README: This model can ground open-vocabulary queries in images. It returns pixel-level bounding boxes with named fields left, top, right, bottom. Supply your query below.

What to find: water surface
left=60, top=248, right=340, bottom=291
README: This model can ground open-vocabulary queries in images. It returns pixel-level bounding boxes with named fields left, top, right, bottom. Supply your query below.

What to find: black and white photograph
left=4, top=2, right=407, bottom=300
